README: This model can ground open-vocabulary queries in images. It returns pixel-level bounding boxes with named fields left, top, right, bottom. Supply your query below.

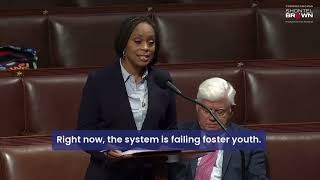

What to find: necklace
left=141, top=82, right=148, bottom=108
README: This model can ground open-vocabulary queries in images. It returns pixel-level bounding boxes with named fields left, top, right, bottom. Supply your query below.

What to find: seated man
left=179, top=77, right=268, bottom=180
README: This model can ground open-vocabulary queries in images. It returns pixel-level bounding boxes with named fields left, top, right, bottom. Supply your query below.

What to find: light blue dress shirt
left=120, top=60, right=148, bottom=130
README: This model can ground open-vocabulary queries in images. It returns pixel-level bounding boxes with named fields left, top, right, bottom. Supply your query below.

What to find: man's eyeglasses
left=199, top=107, right=230, bottom=118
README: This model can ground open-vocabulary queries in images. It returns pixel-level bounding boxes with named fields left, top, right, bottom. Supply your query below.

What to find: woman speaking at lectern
left=78, top=16, right=177, bottom=180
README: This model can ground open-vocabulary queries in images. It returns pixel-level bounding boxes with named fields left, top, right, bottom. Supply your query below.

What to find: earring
left=122, top=50, right=126, bottom=58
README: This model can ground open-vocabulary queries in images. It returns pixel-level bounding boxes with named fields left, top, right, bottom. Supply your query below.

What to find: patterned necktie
left=194, top=151, right=218, bottom=180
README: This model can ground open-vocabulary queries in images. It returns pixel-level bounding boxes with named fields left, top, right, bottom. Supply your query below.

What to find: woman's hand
left=105, top=150, right=123, bottom=159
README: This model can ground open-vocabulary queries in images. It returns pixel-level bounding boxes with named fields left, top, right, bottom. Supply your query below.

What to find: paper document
left=121, top=149, right=157, bottom=156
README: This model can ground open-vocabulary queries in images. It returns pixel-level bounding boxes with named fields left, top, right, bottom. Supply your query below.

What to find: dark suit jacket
left=77, top=61, right=177, bottom=180
left=176, top=122, right=268, bottom=180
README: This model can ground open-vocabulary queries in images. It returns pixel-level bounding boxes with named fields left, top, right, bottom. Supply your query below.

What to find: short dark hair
left=114, top=16, right=160, bottom=65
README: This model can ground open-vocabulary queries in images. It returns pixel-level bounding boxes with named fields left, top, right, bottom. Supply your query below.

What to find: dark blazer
left=176, top=122, right=268, bottom=180
left=78, top=61, right=177, bottom=180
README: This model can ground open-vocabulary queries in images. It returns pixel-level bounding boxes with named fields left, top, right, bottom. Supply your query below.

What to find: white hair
left=197, top=77, right=236, bottom=105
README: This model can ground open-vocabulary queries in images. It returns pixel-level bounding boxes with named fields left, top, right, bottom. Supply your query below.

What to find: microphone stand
left=174, top=91, right=228, bottom=132
left=169, top=85, right=246, bottom=180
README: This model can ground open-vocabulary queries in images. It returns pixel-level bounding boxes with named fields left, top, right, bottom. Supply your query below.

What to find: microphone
left=154, top=72, right=228, bottom=132
left=154, top=72, right=182, bottom=95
